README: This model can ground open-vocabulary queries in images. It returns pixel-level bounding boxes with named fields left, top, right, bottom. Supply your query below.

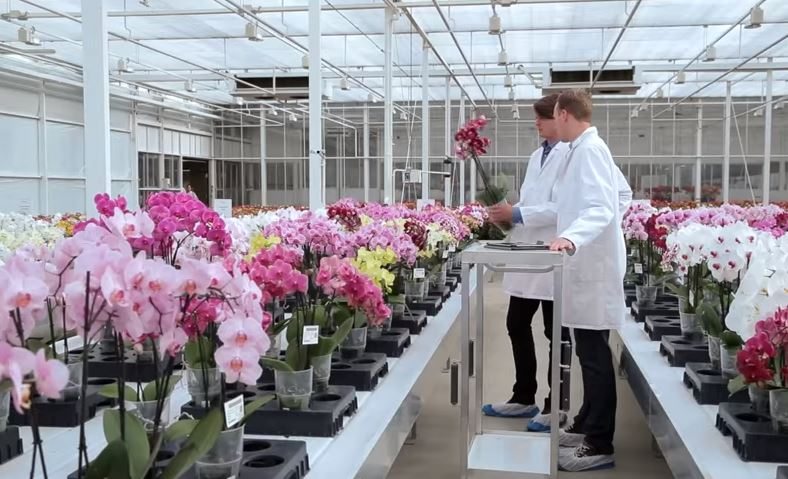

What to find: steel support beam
left=695, top=103, right=703, bottom=203
left=308, top=0, right=323, bottom=209
left=444, top=77, right=452, bottom=206
left=383, top=6, right=394, bottom=204
left=763, top=64, right=773, bottom=204
left=458, top=96, right=466, bottom=205
left=260, top=111, right=267, bottom=205
left=81, top=0, right=111, bottom=215
left=363, top=105, right=370, bottom=202
left=722, top=81, right=731, bottom=202
left=421, top=43, right=430, bottom=200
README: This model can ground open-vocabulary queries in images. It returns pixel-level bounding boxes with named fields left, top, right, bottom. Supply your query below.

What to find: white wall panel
left=46, top=95, right=83, bottom=123
left=46, top=122, right=84, bottom=177
left=110, top=131, right=133, bottom=179
left=0, top=82, right=39, bottom=117
left=0, top=115, right=39, bottom=176
left=47, top=179, right=85, bottom=213
left=0, top=179, right=40, bottom=213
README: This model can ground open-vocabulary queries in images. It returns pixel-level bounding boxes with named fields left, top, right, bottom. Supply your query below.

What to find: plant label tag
left=449, top=245, right=456, bottom=253
left=223, top=395, right=244, bottom=429
left=442, top=250, right=449, bottom=259
left=413, top=268, right=426, bottom=279
left=302, top=325, right=320, bottom=345
left=634, top=263, right=643, bottom=274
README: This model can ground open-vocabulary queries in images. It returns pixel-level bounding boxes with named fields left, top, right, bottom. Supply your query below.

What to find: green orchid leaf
left=103, top=410, right=150, bottom=479
left=142, top=374, right=182, bottom=402
left=98, top=383, right=139, bottom=402
left=164, top=419, right=199, bottom=443
left=260, top=356, right=295, bottom=372
left=160, top=407, right=223, bottom=479
left=720, top=330, right=744, bottom=350
left=665, top=282, right=688, bottom=299
left=241, top=394, right=274, bottom=425
left=184, top=337, right=213, bottom=367
left=284, top=340, right=308, bottom=371
left=85, top=439, right=131, bottom=479
left=728, top=375, right=747, bottom=395
left=311, top=316, right=354, bottom=357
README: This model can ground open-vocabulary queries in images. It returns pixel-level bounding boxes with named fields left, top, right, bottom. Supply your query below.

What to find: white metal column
left=421, top=43, right=430, bottom=200
left=308, top=0, right=323, bottom=210
left=694, top=102, right=703, bottom=203
left=260, top=111, right=267, bottom=205
left=458, top=96, right=466, bottom=205
left=763, top=64, right=773, bottom=204
left=81, top=0, right=112, bottom=215
left=444, top=77, right=452, bottom=206
left=722, top=82, right=731, bottom=203
left=383, top=6, right=394, bottom=204
left=363, top=105, right=370, bottom=202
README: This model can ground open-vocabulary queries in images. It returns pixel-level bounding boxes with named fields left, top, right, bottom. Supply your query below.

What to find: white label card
left=442, top=250, right=449, bottom=259
left=302, top=325, right=320, bottom=345
left=413, top=268, right=426, bottom=279
left=448, top=245, right=456, bottom=253
left=223, top=394, right=245, bottom=429
left=634, top=263, right=643, bottom=274
left=213, top=198, right=233, bottom=218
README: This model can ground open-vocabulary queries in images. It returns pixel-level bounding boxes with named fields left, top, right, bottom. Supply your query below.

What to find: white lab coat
left=503, top=141, right=570, bottom=301
left=554, top=127, right=632, bottom=330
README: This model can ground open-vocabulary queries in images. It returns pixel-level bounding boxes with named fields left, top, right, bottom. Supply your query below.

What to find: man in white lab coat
left=485, top=94, right=572, bottom=432
left=548, top=89, right=631, bottom=472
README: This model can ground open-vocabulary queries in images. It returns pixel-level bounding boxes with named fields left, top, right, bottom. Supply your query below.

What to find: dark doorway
left=182, top=158, right=210, bottom=205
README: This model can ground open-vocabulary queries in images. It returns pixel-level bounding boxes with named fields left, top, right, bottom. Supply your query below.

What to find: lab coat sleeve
left=516, top=203, right=558, bottom=228
left=558, top=146, right=617, bottom=249
left=615, top=167, right=633, bottom=213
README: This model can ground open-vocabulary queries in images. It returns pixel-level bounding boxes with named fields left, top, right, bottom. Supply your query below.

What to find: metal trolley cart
left=455, top=241, right=567, bottom=479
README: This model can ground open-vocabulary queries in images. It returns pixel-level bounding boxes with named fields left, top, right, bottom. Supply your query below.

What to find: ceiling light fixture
left=301, top=54, right=309, bottom=69
left=488, top=13, right=502, bottom=35
left=675, top=71, right=686, bottom=84
left=269, top=106, right=278, bottom=116
left=289, top=112, right=298, bottom=122
left=17, top=26, right=40, bottom=46
left=245, top=22, right=263, bottom=41
left=235, top=97, right=244, bottom=106
left=508, top=88, right=515, bottom=101
left=745, top=5, right=764, bottom=29
left=400, top=111, right=408, bottom=121
left=497, top=48, right=509, bottom=66
left=512, top=108, right=520, bottom=120
left=139, top=0, right=151, bottom=6
left=340, top=77, right=350, bottom=91
left=3, top=10, right=30, bottom=21
left=630, top=108, right=639, bottom=119
left=655, top=87, right=664, bottom=99
left=754, top=107, right=764, bottom=117
left=117, top=57, right=134, bottom=73
left=504, top=74, right=513, bottom=88
left=185, top=79, right=196, bottom=93
left=702, top=45, right=716, bottom=62
left=775, top=101, right=785, bottom=111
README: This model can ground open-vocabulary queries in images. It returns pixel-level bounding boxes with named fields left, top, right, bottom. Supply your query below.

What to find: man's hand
left=549, top=237, right=575, bottom=253
left=487, top=201, right=513, bottom=224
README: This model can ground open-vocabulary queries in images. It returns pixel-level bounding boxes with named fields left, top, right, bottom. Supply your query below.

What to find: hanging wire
left=730, top=103, right=757, bottom=202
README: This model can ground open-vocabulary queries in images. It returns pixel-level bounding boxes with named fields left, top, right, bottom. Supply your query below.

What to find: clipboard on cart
left=484, top=242, right=550, bottom=251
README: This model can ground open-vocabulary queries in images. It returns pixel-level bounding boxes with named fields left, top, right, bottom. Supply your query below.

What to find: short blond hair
left=557, top=89, right=593, bottom=122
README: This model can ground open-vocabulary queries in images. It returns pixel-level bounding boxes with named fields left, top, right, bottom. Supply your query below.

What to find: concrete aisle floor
left=388, top=276, right=673, bottom=479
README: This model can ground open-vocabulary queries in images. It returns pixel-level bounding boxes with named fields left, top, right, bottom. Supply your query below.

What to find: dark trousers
left=572, top=328, right=617, bottom=453
left=506, top=296, right=571, bottom=412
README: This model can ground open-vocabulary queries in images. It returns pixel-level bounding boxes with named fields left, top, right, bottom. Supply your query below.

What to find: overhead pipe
left=654, top=33, right=788, bottom=117
left=634, top=0, right=769, bottom=113
left=431, top=0, right=496, bottom=114
left=590, top=0, right=642, bottom=89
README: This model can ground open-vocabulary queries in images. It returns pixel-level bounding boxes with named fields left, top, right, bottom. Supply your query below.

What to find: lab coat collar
left=537, top=141, right=567, bottom=174
left=569, top=126, right=598, bottom=149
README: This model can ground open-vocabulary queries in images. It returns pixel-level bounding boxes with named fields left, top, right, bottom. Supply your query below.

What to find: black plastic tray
left=429, top=285, right=451, bottom=302
left=366, top=328, right=411, bottom=357
left=778, top=466, right=788, bottom=479
left=716, top=402, right=788, bottom=462
left=407, top=295, right=442, bottom=316
left=644, top=314, right=682, bottom=341
left=659, top=335, right=709, bottom=367
left=0, top=426, right=22, bottom=465
left=329, top=353, right=388, bottom=391
left=631, top=299, right=678, bottom=322
left=446, top=276, right=459, bottom=292
left=447, top=268, right=461, bottom=281
left=391, top=309, right=428, bottom=334
left=9, top=377, right=116, bottom=427
left=72, top=439, right=310, bottom=479
left=683, top=362, right=737, bottom=405
left=182, top=385, right=357, bottom=437
left=68, top=342, right=182, bottom=383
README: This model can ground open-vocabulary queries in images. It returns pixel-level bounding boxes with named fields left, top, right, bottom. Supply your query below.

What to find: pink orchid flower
left=0, top=343, right=35, bottom=413
left=32, top=350, right=69, bottom=400
left=215, top=345, right=263, bottom=385
left=218, top=316, right=270, bottom=356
